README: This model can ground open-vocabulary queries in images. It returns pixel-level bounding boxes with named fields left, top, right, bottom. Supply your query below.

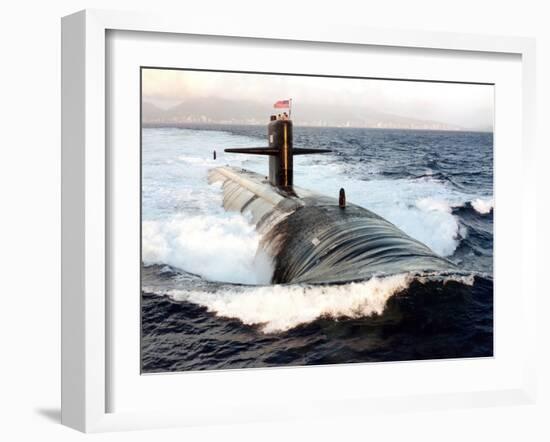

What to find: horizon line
left=141, top=121, right=494, bottom=134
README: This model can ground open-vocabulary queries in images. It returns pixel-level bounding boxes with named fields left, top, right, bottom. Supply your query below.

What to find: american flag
left=273, top=99, right=291, bottom=108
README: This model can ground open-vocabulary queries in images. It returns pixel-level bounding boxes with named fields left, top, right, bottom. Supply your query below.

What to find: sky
left=142, top=68, right=494, bottom=131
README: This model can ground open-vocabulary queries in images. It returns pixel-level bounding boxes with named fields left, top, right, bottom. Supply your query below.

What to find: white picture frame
left=61, top=9, right=537, bottom=433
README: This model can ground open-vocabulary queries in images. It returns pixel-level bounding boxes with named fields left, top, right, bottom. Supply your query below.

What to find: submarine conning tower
left=224, top=116, right=331, bottom=190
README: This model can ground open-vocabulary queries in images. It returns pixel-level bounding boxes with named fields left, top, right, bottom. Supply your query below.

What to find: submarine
left=209, top=114, right=458, bottom=284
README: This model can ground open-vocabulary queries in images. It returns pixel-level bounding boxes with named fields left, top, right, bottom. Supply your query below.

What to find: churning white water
left=144, top=273, right=475, bottom=333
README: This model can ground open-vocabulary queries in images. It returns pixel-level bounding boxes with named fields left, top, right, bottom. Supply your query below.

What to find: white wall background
left=0, top=1, right=547, bottom=441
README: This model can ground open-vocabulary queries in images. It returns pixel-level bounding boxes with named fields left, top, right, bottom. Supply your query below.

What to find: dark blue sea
left=141, top=125, right=493, bottom=372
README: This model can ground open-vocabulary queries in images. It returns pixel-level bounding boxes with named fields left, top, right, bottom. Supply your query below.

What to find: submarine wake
left=142, top=211, right=273, bottom=285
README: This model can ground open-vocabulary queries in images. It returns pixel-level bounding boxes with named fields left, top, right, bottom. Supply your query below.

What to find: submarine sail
left=209, top=115, right=457, bottom=284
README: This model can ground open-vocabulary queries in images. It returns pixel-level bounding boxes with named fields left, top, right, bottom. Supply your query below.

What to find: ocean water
left=141, top=124, right=493, bottom=372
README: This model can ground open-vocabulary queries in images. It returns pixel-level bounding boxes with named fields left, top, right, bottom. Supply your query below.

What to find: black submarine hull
left=209, top=166, right=457, bottom=284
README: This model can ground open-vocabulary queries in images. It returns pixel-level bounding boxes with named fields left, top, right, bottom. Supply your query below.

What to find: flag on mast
left=273, top=99, right=291, bottom=108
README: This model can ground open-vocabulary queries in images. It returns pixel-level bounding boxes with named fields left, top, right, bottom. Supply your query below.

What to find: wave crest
left=142, top=213, right=273, bottom=285
left=471, top=197, right=494, bottom=215
left=149, top=273, right=475, bottom=333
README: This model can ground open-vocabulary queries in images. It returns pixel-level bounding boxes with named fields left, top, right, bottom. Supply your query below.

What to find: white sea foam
left=416, top=197, right=453, bottom=214
left=412, top=197, right=463, bottom=256
left=142, top=213, right=273, bottom=285
left=152, top=272, right=475, bottom=333
left=471, top=197, right=494, bottom=215
left=163, top=274, right=414, bottom=333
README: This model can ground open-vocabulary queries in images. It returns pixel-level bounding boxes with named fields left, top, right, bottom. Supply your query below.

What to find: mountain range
left=142, top=98, right=467, bottom=131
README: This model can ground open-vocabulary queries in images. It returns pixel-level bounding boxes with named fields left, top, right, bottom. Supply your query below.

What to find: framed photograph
left=61, top=9, right=537, bottom=432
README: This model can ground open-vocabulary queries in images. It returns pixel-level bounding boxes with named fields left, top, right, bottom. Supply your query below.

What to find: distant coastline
left=141, top=121, right=493, bottom=134
left=141, top=99, right=493, bottom=133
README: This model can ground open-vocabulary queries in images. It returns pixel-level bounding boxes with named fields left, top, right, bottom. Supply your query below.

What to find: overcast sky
left=142, top=68, right=494, bottom=131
